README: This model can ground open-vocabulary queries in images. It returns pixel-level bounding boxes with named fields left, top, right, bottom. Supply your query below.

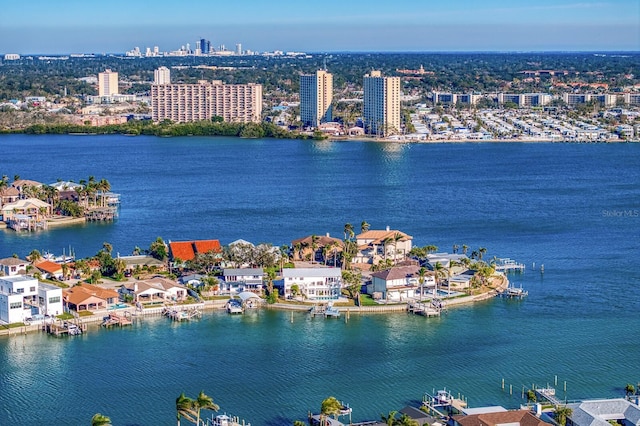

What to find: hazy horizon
left=1, top=0, right=638, bottom=54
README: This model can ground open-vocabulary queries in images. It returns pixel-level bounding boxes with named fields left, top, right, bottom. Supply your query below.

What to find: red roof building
left=169, top=240, right=222, bottom=261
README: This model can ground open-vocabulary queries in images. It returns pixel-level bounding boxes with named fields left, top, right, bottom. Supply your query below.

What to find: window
left=16, top=288, right=24, bottom=294
left=49, top=296, right=61, bottom=304
left=10, top=302, right=21, bottom=309
left=30, top=287, right=36, bottom=292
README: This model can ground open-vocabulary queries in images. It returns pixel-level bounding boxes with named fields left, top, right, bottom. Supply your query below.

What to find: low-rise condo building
left=151, top=80, right=263, bottom=123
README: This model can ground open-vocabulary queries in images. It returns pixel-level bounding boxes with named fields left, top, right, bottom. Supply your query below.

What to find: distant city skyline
left=1, top=0, right=638, bottom=54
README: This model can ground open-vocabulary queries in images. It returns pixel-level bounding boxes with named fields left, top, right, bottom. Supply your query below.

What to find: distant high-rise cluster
left=300, top=70, right=333, bottom=127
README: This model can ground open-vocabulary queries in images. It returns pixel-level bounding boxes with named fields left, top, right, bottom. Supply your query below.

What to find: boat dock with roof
left=493, top=258, right=525, bottom=273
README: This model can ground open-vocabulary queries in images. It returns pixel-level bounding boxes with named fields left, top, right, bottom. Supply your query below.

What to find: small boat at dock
left=226, top=299, right=244, bottom=314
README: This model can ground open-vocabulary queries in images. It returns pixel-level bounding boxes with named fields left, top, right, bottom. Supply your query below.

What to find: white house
left=352, top=227, right=412, bottom=265
left=37, top=283, right=63, bottom=317
left=121, top=278, right=187, bottom=303
left=281, top=268, right=342, bottom=301
left=0, top=275, right=39, bottom=324
left=369, top=265, right=435, bottom=301
left=0, top=257, right=30, bottom=277
left=223, top=268, right=264, bottom=293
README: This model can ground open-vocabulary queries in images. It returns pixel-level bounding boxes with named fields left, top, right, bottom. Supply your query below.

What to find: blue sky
left=1, top=0, right=638, bottom=53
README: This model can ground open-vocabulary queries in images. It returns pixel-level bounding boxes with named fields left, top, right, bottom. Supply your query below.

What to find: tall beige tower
left=363, top=70, right=401, bottom=136
left=98, top=69, right=119, bottom=97
left=300, top=70, right=333, bottom=127
left=154, top=67, right=171, bottom=85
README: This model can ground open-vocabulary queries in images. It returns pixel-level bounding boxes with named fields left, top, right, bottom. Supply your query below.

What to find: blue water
left=0, top=135, right=639, bottom=425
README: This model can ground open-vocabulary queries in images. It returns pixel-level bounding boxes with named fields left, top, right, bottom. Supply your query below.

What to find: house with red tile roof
left=63, top=283, right=119, bottom=311
left=168, top=239, right=222, bottom=262
left=35, top=260, right=64, bottom=280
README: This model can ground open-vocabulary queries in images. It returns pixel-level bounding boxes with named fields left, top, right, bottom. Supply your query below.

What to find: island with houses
left=0, top=175, right=119, bottom=231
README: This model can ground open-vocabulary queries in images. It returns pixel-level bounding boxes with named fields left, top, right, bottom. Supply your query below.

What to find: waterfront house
left=37, top=283, right=63, bottom=317
left=34, top=260, right=64, bottom=280
left=118, top=255, right=166, bottom=274
left=1, top=198, right=51, bottom=230
left=11, top=179, right=43, bottom=196
left=352, top=227, right=412, bottom=266
left=222, top=268, right=264, bottom=293
left=426, top=253, right=469, bottom=268
left=281, top=268, right=342, bottom=300
left=291, top=233, right=343, bottom=264
left=64, top=283, right=119, bottom=312
left=369, top=265, right=435, bottom=301
left=121, top=278, right=187, bottom=304
left=0, top=186, right=20, bottom=212
left=0, top=257, right=30, bottom=277
left=168, top=239, right=222, bottom=263
left=0, top=275, right=39, bottom=324
left=566, top=398, right=640, bottom=426
left=453, top=409, right=551, bottom=426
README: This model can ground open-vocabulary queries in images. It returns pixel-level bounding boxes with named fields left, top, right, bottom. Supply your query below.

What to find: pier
left=494, top=258, right=525, bottom=273
left=102, top=312, right=133, bottom=327
left=535, top=387, right=564, bottom=406
left=44, top=321, right=86, bottom=336
left=500, top=284, right=528, bottom=299
left=309, top=303, right=340, bottom=318
left=407, top=300, right=443, bottom=317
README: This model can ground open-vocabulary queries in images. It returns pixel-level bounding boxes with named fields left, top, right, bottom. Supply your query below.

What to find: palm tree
left=381, top=410, right=398, bottom=426
left=418, top=267, right=428, bottom=299
left=478, top=247, right=487, bottom=260
left=310, top=235, right=319, bottom=264
left=176, top=392, right=197, bottom=426
left=462, top=244, right=469, bottom=255
left=344, top=223, right=354, bottom=241
left=91, top=413, right=112, bottom=426
left=392, top=232, right=404, bottom=264
left=397, top=413, right=419, bottom=426
left=102, top=242, right=113, bottom=255
left=452, top=244, right=459, bottom=254
left=625, top=383, right=636, bottom=397
left=433, top=262, right=446, bottom=293
left=321, top=396, right=343, bottom=425
left=194, top=390, right=219, bottom=426
left=293, top=242, right=302, bottom=261
left=28, top=249, right=42, bottom=263
left=554, top=405, right=572, bottom=426
left=383, top=236, right=394, bottom=263
left=361, top=220, right=370, bottom=233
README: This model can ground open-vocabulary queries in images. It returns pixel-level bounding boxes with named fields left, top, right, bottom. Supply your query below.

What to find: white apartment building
left=363, top=70, right=401, bottom=136
left=281, top=268, right=342, bottom=301
left=0, top=275, right=63, bottom=324
left=300, top=70, right=333, bottom=127
left=98, top=69, right=119, bottom=97
left=151, top=80, right=263, bottom=123
left=497, top=93, right=551, bottom=107
left=624, top=93, right=640, bottom=106
left=433, top=92, right=480, bottom=105
left=153, top=66, right=171, bottom=85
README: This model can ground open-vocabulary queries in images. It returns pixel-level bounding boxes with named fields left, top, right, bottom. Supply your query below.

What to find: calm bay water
left=0, top=135, right=639, bottom=425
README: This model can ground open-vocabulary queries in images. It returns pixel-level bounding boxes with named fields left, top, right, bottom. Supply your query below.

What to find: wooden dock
left=102, top=312, right=133, bottom=327
left=408, top=300, right=444, bottom=317
left=44, top=321, right=86, bottom=336
left=494, top=258, right=525, bottom=273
